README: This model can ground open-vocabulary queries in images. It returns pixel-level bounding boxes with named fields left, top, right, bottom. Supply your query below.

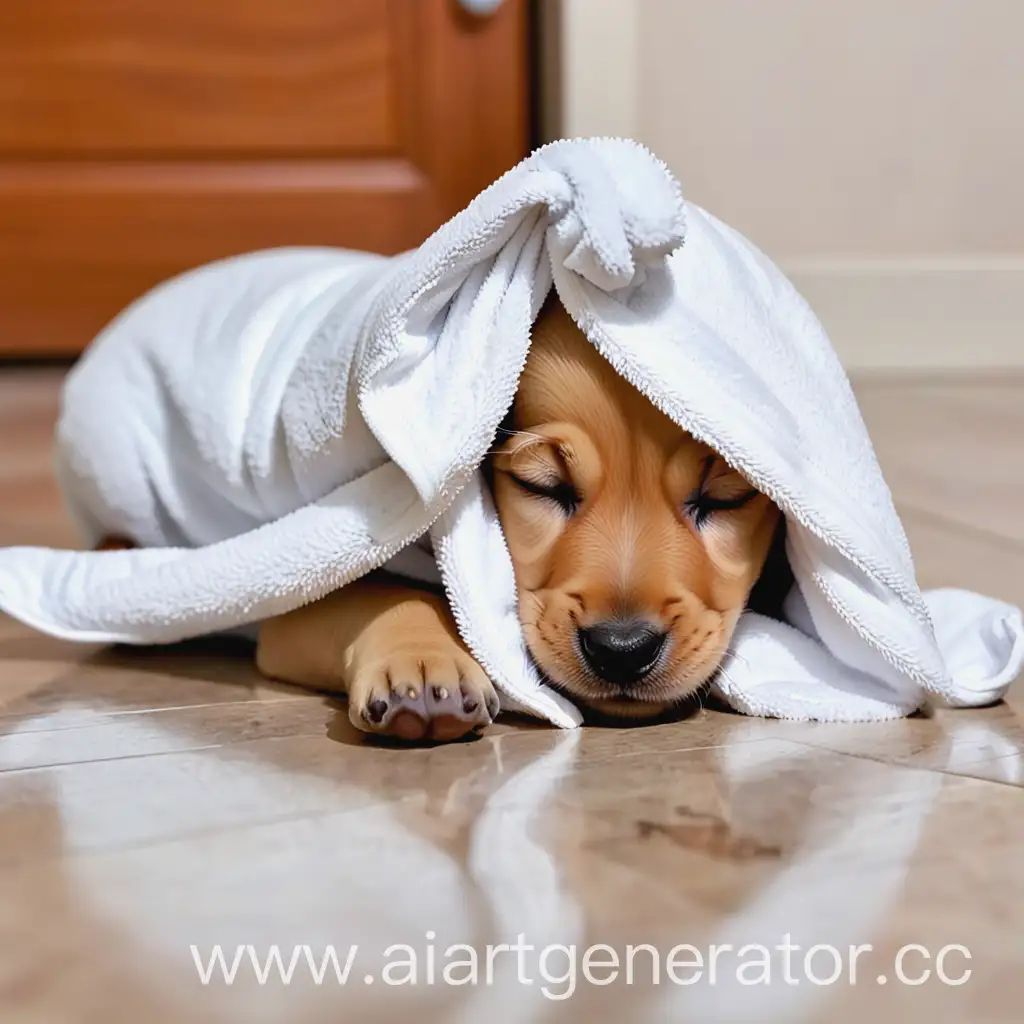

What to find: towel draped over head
left=0, top=138, right=1020, bottom=726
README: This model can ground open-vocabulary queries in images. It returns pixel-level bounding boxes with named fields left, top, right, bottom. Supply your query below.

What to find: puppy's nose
left=577, top=620, right=667, bottom=686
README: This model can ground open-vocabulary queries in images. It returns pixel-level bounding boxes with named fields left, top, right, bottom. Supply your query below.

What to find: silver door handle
left=458, top=0, right=506, bottom=15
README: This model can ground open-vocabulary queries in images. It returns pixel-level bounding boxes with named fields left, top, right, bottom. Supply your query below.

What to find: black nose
left=577, top=620, right=667, bottom=686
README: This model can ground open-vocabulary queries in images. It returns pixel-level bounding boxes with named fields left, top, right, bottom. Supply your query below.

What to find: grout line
left=0, top=797, right=394, bottom=875
left=784, top=736, right=1024, bottom=792
left=0, top=694, right=314, bottom=735
left=0, top=728, right=330, bottom=775
left=593, top=737, right=772, bottom=762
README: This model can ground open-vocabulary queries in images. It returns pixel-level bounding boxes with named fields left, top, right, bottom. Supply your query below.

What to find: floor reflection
left=1, top=632, right=1022, bottom=1022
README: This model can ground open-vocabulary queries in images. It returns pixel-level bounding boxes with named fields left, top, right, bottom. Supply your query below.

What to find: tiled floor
left=1, top=366, right=1022, bottom=1024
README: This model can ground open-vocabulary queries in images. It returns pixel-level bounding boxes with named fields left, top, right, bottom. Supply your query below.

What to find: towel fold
left=0, top=138, right=1020, bottom=725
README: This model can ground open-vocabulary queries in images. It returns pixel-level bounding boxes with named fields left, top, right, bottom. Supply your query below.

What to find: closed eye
left=684, top=487, right=758, bottom=529
left=508, top=473, right=581, bottom=515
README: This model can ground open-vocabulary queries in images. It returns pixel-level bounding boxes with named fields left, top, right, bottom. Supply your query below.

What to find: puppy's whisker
left=499, top=428, right=545, bottom=441
left=714, top=663, right=752, bottom=701
left=492, top=430, right=549, bottom=458
left=506, top=440, right=545, bottom=459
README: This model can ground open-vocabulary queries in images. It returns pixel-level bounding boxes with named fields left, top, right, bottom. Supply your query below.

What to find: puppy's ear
left=482, top=406, right=517, bottom=494
left=745, top=515, right=794, bottom=621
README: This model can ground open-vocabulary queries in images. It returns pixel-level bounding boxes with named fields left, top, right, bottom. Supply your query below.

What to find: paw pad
left=354, top=675, right=497, bottom=743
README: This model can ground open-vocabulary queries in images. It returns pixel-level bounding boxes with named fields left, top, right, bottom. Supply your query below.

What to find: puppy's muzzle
left=577, top=620, right=667, bottom=687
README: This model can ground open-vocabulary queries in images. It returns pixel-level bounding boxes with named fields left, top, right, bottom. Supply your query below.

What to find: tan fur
left=257, top=577, right=498, bottom=741
left=109, top=298, right=780, bottom=741
left=490, top=299, right=779, bottom=719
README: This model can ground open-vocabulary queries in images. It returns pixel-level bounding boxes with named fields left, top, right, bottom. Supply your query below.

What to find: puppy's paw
left=349, top=651, right=499, bottom=743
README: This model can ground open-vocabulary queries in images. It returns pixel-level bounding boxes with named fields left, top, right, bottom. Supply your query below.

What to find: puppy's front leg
left=257, top=576, right=499, bottom=742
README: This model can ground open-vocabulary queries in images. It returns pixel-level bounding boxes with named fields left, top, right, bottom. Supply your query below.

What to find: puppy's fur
left=253, top=297, right=784, bottom=740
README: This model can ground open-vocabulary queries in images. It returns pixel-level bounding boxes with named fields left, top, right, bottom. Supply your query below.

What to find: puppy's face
left=491, top=301, right=781, bottom=720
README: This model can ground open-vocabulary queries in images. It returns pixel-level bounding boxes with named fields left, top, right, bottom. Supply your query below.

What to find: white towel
left=0, top=138, right=1020, bottom=726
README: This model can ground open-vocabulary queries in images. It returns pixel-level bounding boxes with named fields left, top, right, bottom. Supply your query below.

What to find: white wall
left=548, top=0, right=1024, bottom=369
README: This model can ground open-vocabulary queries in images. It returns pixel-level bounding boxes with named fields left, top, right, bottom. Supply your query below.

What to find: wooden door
left=0, top=0, right=530, bottom=355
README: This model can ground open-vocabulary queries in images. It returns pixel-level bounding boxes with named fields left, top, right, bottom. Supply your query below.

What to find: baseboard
left=782, top=259, right=1024, bottom=371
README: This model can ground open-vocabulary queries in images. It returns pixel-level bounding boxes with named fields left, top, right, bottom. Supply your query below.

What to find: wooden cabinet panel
left=0, top=160, right=432, bottom=351
left=0, top=1, right=397, bottom=155
left=0, top=0, right=530, bottom=355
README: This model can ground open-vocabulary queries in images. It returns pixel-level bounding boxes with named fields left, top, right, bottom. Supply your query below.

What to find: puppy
left=255, top=297, right=785, bottom=740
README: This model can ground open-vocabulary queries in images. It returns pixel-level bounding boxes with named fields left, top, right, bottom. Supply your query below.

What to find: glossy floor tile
left=0, top=366, right=1022, bottom=1024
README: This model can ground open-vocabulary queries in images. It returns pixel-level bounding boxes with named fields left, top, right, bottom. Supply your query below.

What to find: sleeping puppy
left=255, top=297, right=785, bottom=741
